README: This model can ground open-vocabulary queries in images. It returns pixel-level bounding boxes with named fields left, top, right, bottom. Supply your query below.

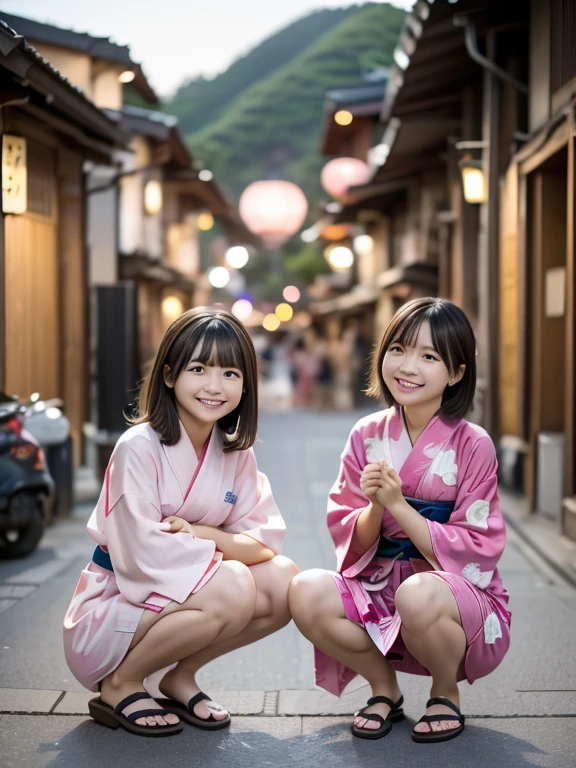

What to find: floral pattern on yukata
left=465, top=499, right=490, bottom=529
left=462, top=562, right=493, bottom=589
left=484, top=612, right=503, bottom=644
left=365, top=435, right=393, bottom=465
left=428, top=448, right=458, bottom=486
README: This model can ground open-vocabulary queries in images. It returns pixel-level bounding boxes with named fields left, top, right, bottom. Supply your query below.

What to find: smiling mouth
left=197, top=398, right=226, bottom=407
left=395, top=378, right=423, bottom=390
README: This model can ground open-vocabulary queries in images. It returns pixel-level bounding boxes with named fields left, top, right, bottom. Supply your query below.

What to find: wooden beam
left=566, top=109, right=576, bottom=497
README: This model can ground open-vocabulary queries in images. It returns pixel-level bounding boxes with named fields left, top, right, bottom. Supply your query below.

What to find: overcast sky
left=0, top=0, right=414, bottom=98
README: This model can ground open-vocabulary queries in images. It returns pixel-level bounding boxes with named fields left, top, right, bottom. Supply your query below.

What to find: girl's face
left=166, top=343, right=244, bottom=429
left=382, top=320, right=463, bottom=411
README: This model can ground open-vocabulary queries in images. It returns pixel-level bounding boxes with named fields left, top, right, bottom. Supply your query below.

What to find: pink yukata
left=63, top=422, right=285, bottom=692
left=316, top=406, right=511, bottom=697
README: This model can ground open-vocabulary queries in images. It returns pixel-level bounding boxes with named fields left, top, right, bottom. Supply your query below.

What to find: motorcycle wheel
left=0, top=492, right=45, bottom=559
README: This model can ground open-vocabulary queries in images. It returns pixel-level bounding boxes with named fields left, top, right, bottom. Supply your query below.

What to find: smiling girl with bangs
left=290, top=297, right=510, bottom=744
left=63, top=307, right=298, bottom=737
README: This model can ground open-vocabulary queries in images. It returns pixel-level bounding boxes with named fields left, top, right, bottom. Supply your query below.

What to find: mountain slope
left=185, top=3, right=405, bottom=204
left=164, top=6, right=359, bottom=135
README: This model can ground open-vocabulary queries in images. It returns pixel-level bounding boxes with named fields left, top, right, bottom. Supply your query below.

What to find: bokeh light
left=283, top=285, right=301, bottom=303
left=198, top=212, right=214, bottom=231
left=325, top=245, right=354, bottom=271
left=208, top=266, right=230, bottom=288
left=198, top=170, right=213, bottom=182
left=275, top=303, right=294, bottom=322
left=225, top=246, right=250, bottom=269
left=263, top=313, right=281, bottom=332
left=353, top=234, right=374, bottom=255
left=231, top=298, right=253, bottom=322
left=334, top=110, right=353, bottom=126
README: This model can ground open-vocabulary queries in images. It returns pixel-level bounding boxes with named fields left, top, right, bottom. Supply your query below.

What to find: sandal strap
left=425, top=696, right=462, bottom=717
left=114, top=692, right=156, bottom=714
left=187, top=691, right=211, bottom=713
left=125, top=708, right=170, bottom=724
left=419, top=713, right=462, bottom=724
left=353, top=712, right=386, bottom=728
left=367, top=694, right=404, bottom=709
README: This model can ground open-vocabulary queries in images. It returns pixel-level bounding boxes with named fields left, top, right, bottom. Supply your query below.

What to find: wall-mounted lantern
left=2, top=135, right=27, bottom=214
left=144, top=179, right=163, bottom=215
left=456, top=141, right=488, bottom=205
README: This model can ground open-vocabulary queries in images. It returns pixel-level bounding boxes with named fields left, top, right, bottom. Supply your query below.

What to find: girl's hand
left=375, top=463, right=404, bottom=511
left=360, top=462, right=385, bottom=503
left=161, top=516, right=197, bottom=535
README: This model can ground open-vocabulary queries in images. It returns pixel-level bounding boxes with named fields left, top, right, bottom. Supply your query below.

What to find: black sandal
left=88, top=692, right=183, bottom=737
left=411, top=696, right=465, bottom=743
left=351, top=694, right=405, bottom=740
left=158, top=691, right=231, bottom=730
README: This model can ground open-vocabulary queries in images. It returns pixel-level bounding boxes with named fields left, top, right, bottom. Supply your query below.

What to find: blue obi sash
left=376, top=497, right=454, bottom=561
left=92, top=545, right=113, bottom=571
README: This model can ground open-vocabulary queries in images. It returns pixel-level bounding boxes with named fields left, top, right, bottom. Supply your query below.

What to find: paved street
left=1, top=410, right=576, bottom=767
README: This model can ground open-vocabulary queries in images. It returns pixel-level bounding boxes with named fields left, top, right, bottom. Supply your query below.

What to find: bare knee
left=395, top=574, right=444, bottom=632
left=254, top=555, right=299, bottom=627
left=288, top=569, right=339, bottom=627
left=200, top=560, right=256, bottom=629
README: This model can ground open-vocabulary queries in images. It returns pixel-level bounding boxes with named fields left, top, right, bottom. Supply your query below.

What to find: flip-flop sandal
left=88, top=692, right=183, bottom=737
left=411, top=696, right=465, bottom=743
left=351, top=694, right=405, bottom=740
left=158, top=691, right=231, bottom=730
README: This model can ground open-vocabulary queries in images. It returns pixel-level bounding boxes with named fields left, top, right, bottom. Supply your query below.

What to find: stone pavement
left=1, top=411, right=576, bottom=767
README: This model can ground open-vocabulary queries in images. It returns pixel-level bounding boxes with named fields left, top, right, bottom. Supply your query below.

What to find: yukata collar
left=161, top=420, right=223, bottom=497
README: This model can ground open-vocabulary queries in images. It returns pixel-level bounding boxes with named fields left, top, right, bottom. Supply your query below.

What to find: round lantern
left=321, top=157, right=371, bottom=199
left=239, top=180, right=308, bottom=248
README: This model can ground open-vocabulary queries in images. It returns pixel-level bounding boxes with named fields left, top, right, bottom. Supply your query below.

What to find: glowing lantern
left=334, top=110, right=353, bottom=126
left=322, top=223, right=351, bottom=241
left=198, top=211, right=214, bottom=231
left=208, top=266, right=230, bottom=288
left=321, top=157, right=371, bottom=199
left=239, top=180, right=308, bottom=248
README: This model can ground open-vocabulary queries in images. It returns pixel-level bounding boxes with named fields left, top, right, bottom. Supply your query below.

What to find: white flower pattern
left=365, top=434, right=393, bottom=465
left=465, top=500, right=490, bottom=530
left=429, top=449, right=458, bottom=486
left=484, top=612, right=502, bottom=644
left=462, top=562, right=493, bottom=589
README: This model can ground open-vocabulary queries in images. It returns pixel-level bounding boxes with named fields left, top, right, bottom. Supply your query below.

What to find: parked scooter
left=0, top=392, right=55, bottom=559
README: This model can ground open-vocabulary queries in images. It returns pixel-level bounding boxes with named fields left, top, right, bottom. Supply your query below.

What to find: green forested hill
left=167, top=3, right=405, bottom=207
left=163, top=6, right=360, bottom=136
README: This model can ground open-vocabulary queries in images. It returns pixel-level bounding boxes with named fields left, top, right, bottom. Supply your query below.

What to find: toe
left=164, top=713, right=180, bottom=725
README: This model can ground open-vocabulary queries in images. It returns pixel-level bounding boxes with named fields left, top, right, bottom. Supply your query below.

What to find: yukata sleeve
left=219, top=447, right=285, bottom=555
left=98, top=438, right=216, bottom=609
left=426, top=434, right=506, bottom=589
left=327, top=426, right=376, bottom=576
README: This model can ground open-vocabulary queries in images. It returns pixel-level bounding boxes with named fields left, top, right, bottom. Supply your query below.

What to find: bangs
left=170, top=317, right=245, bottom=377
left=390, top=306, right=459, bottom=374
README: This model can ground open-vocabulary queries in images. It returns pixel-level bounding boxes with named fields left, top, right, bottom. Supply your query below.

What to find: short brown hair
left=366, top=297, right=477, bottom=419
left=130, top=307, right=258, bottom=451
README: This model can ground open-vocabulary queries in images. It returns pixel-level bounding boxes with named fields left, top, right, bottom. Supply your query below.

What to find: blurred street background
left=0, top=0, right=575, bottom=765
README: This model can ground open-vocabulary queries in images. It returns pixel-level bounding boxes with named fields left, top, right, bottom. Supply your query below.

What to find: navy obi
left=376, top=497, right=454, bottom=561
left=92, top=545, right=114, bottom=572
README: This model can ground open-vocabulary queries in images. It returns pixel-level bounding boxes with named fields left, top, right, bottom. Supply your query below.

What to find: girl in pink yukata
left=63, top=307, right=298, bottom=737
left=289, top=297, right=511, bottom=744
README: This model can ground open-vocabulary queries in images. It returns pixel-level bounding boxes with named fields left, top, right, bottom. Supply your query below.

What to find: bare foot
left=100, top=675, right=180, bottom=728
left=159, top=669, right=229, bottom=722
left=353, top=687, right=403, bottom=732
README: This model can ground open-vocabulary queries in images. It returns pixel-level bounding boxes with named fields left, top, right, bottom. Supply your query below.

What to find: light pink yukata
left=316, top=405, right=511, bottom=697
left=63, top=422, right=285, bottom=692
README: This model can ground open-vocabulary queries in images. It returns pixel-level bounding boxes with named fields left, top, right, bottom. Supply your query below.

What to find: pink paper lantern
left=239, top=180, right=308, bottom=248
left=321, top=157, right=371, bottom=199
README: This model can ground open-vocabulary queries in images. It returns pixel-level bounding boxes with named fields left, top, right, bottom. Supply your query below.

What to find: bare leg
left=99, top=560, right=256, bottom=728
left=395, top=573, right=467, bottom=734
left=159, top=556, right=299, bottom=721
left=289, top=569, right=401, bottom=731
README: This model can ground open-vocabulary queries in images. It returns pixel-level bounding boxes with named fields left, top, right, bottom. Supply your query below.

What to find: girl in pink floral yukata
left=290, top=297, right=510, bottom=744
left=64, top=307, right=298, bottom=737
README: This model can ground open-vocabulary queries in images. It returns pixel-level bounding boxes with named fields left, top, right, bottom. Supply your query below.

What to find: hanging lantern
left=239, top=180, right=308, bottom=248
left=321, top=157, right=371, bottom=200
